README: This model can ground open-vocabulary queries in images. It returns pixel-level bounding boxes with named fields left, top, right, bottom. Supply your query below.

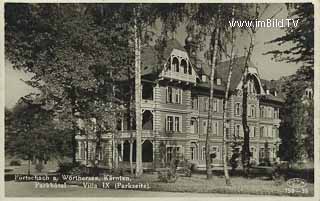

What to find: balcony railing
left=160, top=70, right=196, bottom=84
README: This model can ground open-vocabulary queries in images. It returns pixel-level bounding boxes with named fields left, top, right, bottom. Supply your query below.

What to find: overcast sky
left=5, top=3, right=303, bottom=109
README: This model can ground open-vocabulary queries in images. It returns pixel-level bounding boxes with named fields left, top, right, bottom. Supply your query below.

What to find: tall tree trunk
left=134, top=6, right=143, bottom=177
left=28, top=157, right=31, bottom=175
left=242, top=33, right=255, bottom=177
left=128, top=67, right=134, bottom=176
left=222, top=6, right=235, bottom=186
left=130, top=140, right=134, bottom=175
left=71, top=87, right=78, bottom=164
left=94, top=119, right=101, bottom=176
left=206, top=27, right=219, bottom=180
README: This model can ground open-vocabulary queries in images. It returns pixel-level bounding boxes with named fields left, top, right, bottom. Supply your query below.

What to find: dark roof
left=141, top=39, right=186, bottom=76
left=201, top=56, right=257, bottom=91
left=139, top=41, right=284, bottom=104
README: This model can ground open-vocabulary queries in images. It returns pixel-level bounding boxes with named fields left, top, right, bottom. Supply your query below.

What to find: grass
left=62, top=172, right=313, bottom=196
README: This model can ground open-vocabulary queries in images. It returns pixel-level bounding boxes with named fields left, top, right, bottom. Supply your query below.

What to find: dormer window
left=172, top=57, right=179, bottom=72
left=188, top=61, right=192, bottom=75
left=305, top=88, right=313, bottom=99
left=181, top=59, right=188, bottom=74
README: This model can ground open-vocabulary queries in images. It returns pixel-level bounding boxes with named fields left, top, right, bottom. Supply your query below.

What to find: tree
left=264, top=3, right=314, bottom=162
left=5, top=4, right=126, bottom=165
left=265, top=3, right=314, bottom=71
left=221, top=6, right=237, bottom=186
left=189, top=3, right=250, bottom=180
left=6, top=98, right=72, bottom=174
left=240, top=4, right=271, bottom=176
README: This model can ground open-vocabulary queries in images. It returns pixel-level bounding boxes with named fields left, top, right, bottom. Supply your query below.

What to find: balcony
left=160, top=70, right=196, bottom=84
left=118, top=130, right=154, bottom=138
left=141, top=99, right=155, bottom=108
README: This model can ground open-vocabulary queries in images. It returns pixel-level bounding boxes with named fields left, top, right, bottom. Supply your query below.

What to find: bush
left=35, top=163, right=44, bottom=172
left=158, top=168, right=178, bottom=183
left=9, top=160, right=21, bottom=166
left=57, top=162, right=85, bottom=175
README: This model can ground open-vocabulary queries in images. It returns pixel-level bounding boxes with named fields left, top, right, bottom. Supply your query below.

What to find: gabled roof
left=199, top=56, right=257, bottom=91
left=139, top=40, right=284, bottom=104
left=141, top=39, right=187, bottom=76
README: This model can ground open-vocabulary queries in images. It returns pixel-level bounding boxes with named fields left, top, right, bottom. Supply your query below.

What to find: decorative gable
left=159, top=48, right=197, bottom=84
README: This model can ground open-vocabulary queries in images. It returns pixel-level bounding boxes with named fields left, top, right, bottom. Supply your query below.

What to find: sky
left=5, top=3, right=302, bottom=109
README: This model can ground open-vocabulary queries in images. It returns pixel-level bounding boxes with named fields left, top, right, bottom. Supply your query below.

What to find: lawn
left=60, top=171, right=313, bottom=196
left=5, top=156, right=314, bottom=196
left=142, top=173, right=314, bottom=196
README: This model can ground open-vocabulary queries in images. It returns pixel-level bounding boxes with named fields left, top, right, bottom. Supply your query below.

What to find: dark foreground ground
left=5, top=181, right=254, bottom=197
left=5, top=158, right=314, bottom=197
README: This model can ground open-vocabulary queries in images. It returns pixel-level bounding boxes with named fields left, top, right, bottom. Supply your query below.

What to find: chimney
left=217, top=78, right=221, bottom=86
left=202, top=75, right=207, bottom=82
left=266, top=89, right=270, bottom=95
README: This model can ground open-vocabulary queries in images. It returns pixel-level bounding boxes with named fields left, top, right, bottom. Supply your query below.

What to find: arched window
left=181, top=59, right=188, bottom=74
left=250, top=105, right=255, bottom=117
left=260, top=126, right=265, bottom=137
left=172, top=57, right=179, bottom=72
left=235, top=103, right=241, bottom=116
left=235, top=124, right=241, bottom=137
left=188, top=61, right=192, bottom=75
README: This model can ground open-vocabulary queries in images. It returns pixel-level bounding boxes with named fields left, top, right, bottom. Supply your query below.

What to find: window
left=250, top=105, right=255, bottom=118
left=166, top=116, right=174, bottom=132
left=235, top=103, right=241, bottom=116
left=175, top=116, right=180, bottom=132
left=190, top=119, right=197, bottom=134
left=116, top=118, right=123, bottom=131
left=213, top=99, right=218, bottom=112
left=172, top=57, right=179, bottom=72
left=250, top=146, right=257, bottom=160
left=175, top=88, right=182, bottom=104
left=268, top=126, right=273, bottom=138
left=188, top=61, right=192, bottom=75
left=260, top=126, right=265, bottom=137
left=201, top=147, right=206, bottom=160
left=167, top=87, right=173, bottom=103
left=204, top=97, right=209, bottom=111
left=260, top=106, right=264, bottom=118
left=272, top=127, right=277, bottom=138
left=235, top=124, right=241, bottom=137
left=190, top=145, right=197, bottom=160
left=212, top=121, right=218, bottom=135
left=191, top=97, right=198, bottom=109
left=259, top=148, right=265, bottom=159
left=166, top=115, right=181, bottom=132
left=79, top=142, right=85, bottom=159
left=166, top=146, right=181, bottom=162
left=167, top=87, right=182, bottom=104
left=203, top=120, right=208, bottom=134
left=249, top=126, right=255, bottom=138
left=166, top=147, right=173, bottom=162
left=274, top=108, right=279, bottom=119
left=181, top=59, right=188, bottom=74
left=268, top=107, right=272, bottom=118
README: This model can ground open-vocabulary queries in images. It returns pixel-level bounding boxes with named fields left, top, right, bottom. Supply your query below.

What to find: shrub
left=9, top=160, right=21, bottom=166
left=57, top=161, right=85, bottom=175
left=158, top=168, right=178, bottom=183
left=35, top=163, right=44, bottom=172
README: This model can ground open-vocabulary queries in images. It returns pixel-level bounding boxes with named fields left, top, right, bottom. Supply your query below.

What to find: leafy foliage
left=5, top=99, right=72, bottom=162
left=265, top=3, right=314, bottom=69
